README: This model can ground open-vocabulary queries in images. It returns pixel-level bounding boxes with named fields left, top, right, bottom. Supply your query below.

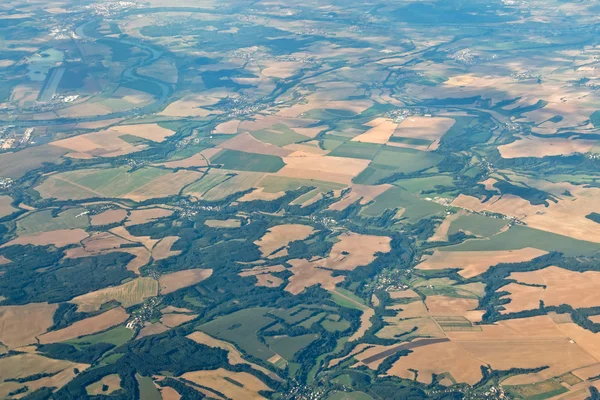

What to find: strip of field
left=16, top=208, right=90, bottom=235
left=38, top=307, right=129, bottom=344
left=71, top=277, right=158, bottom=312
left=125, top=208, right=173, bottom=226
left=161, top=313, right=197, bottom=328
left=204, top=219, right=241, bottom=228
left=158, top=269, right=213, bottom=294
left=416, top=248, right=548, bottom=278
left=0, top=303, right=57, bottom=349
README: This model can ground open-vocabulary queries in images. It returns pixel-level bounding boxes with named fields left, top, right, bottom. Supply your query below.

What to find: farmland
left=0, top=0, right=599, bottom=398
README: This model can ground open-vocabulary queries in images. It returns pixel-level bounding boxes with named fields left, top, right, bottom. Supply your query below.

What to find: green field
left=38, top=167, right=168, bottom=199
left=16, top=208, right=89, bottom=235
left=198, top=307, right=277, bottom=361
left=211, top=149, right=285, bottom=172
left=443, top=225, right=600, bottom=256
left=322, top=315, right=351, bottom=332
left=361, top=186, right=445, bottom=221
left=328, top=142, right=382, bottom=160
left=371, top=146, right=444, bottom=173
left=448, top=213, right=508, bottom=238
left=250, top=124, right=308, bottom=146
left=265, top=333, right=319, bottom=360
left=67, top=325, right=133, bottom=347
left=394, top=175, right=454, bottom=194
left=136, top=375, right=162, bottom=400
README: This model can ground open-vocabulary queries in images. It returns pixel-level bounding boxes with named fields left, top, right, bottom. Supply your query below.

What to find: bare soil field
left=0, top=302, right=57, bottom=348
left=498, top=135, right=597, bottom=158
left=125, top=207, right=173, bottom=226
left=351, top=119, right=398, bottom=144
left=71, top=277, right=159, bottom=312
left=152, top=236, right=182, bottom=260
left=508, top=266, right=600, bottom=309
left=218, top=132, right=292, bottom=157
left=261, top=61, right=303, bottom=78
left=390, top=300, right=430, bottom=319
left=388, top=289, right=420, bottom=299
left=391, top=116, right=455, bottom=151
left=82, top=231, right=133, bottom=252
left=90, top=209, right=128, bottom=225
left=180, top=368, right=271, bottom=399
left=276, top=155, right=370, bottom=185
left=416, top=248, right=548, bottom=278
left=158, top=269, right=213, bottom=294
left=329, top=184, right=391, bottom=211
left=1, top=228, right=89, bottom=248
left=38, top=307, right=129, bottom=344
left=161, top=313, right=197, bottom=328
left=0, top=195, right=16, bottom=218
left=254, top=224, right=315, bottom=256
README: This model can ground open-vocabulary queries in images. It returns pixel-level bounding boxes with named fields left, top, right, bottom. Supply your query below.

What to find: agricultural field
left=0, top=0, right=600, bottom=399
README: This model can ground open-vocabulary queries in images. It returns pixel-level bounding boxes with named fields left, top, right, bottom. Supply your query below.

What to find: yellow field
left=0, top=302, right=57, bottom=348
left=1, top=228, right=90, bottom=248
left=276, top=155, right=370, bottom=185
left=152, top=236, right=181, bottom=260
left=329, top=184, right=391, bottom=211
left=218, top=132, right=291, bottom=157
left=125, top=207, right=173, bottom=226
left=507, top=266, right=600, bottom=309
left=71, top=277, right=159, bottom=312
left=0, top=353, right=88, bottom=398
left=254, top=224, right=315, bottom=257
left=498, top=135, right=597, bottom=158
left=180, top=368, right=271, bottom=399
left=416, top=248, right=548, bottom=278
left=351, top=119, right=398, bottom=144
left=86, top=374, right=121, bottom=396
